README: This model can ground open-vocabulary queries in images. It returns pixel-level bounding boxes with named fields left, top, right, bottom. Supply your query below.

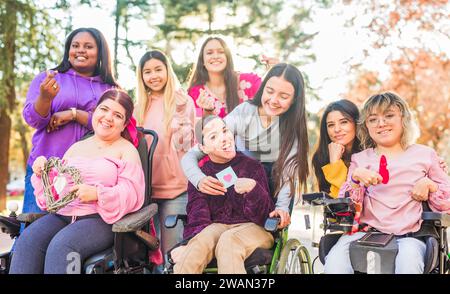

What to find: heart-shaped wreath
left=41, top=157, right=82, bottom=213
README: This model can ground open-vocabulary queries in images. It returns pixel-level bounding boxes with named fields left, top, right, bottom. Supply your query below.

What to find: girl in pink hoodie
left=135, top=50, right=195, bottom=267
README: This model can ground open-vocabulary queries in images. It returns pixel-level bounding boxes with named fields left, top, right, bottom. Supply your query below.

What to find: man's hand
left=234, top=178, right=256, bottom=194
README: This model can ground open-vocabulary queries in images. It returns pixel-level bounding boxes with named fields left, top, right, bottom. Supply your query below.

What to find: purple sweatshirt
left=23, top=69, right=113, bottom=166
left=183, top=152, right=275, bottom=240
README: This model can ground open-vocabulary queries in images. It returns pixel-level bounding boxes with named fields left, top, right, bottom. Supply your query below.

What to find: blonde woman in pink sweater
left=324, top=92, right=450, bottom=274
left=135, top=50, right=195, bottom=266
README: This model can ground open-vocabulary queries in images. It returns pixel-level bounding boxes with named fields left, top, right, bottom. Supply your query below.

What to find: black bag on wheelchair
left=349, top=232, right=398, bottom=274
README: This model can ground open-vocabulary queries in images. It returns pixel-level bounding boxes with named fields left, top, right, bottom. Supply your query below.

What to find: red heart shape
left=379, top=155, right=389, bottom=184
left=223, top=174, right=232, bottom=182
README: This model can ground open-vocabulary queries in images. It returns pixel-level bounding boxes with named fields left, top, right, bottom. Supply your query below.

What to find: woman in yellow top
left=312, top=100, right=361, bottom=197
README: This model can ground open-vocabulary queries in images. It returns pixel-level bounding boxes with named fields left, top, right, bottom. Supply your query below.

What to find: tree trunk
left=114, top=0, right=121, bottom=78
left=0, top=0, right=18, bottom=211
left=0, top=111, right=11, bottom=211
left=15, top=117, right=29, bottom=171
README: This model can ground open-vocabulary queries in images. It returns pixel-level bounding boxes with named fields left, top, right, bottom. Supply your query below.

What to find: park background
left=0, top=0, right=449, bottom=214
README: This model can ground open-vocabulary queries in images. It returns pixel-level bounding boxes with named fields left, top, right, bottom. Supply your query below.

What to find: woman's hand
left=196, top=89, right=215, bottom=111
left=40, top=70, right=59, bottom=101
left=198, top=176, right=227, bottom=195
left=234, top=178, right=256, bottom=194
left=47, top=110, right=73, bottom=132
left=260, top=55, right=279, bottom=69
left=411, top=177, right=438, bottom=202
left=32, top=156, right=47, bottom=177
left=269, top=209, right=291, bottom=229
left=71, top=184, right=98, bottom=203
left=175, top=88, right=188, bottom=112
left=328, top=142, right=345, bottom=163
left=352, top=168, right=383, bottom=187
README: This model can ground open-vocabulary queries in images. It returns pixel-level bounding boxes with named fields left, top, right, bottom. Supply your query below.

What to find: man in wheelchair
left=1, top=89, right=160, bottom=274
left=170, top=115, right=275, bottom=274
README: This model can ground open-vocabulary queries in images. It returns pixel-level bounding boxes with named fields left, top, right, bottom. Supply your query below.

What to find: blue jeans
left=324, top=232, right=426, bottom=274
left=9, top=213, right=113, bottom=274
left=23, top=165, right=45, bottom=214
left=153, top=191, right=188, bottom=269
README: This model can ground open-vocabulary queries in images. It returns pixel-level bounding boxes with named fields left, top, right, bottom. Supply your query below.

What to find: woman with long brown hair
left=182, top=63, right=309, bottom=228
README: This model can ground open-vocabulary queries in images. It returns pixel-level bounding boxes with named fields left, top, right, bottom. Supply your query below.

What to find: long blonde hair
left=358, top=92, right=419, bottom=149
left=135, top=50, right=179, bottom=131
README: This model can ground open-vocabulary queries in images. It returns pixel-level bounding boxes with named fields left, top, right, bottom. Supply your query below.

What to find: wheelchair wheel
left=277, top=238, right=312, bottom=274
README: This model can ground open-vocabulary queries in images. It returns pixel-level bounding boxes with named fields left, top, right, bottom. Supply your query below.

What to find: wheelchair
left=303, top=192, right=450, bottom=274
left=163, top=196, right=313, bottom=274
left=0, top=127, right=159, bottom=274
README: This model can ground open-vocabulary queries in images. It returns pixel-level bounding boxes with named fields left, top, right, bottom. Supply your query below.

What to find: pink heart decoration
left=223, top=174, right=232, bottom=182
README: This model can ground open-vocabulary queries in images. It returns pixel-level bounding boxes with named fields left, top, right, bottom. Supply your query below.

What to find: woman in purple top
left=22, top=27, right=117, bottom=214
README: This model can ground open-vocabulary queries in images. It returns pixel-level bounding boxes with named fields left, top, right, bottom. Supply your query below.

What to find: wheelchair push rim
left=276, top=238, right=312, bottom=274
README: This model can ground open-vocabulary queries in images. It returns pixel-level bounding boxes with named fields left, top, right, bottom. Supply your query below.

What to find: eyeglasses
left=366, top=113, right=401, bottom=128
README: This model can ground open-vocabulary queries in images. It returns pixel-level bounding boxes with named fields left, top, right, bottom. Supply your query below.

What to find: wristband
left=70, top=107, right=77, bottom=121
left=351, top=176, right=360, bottom=185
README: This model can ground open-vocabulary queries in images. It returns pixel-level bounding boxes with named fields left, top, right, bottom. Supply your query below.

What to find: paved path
left=1, top=201, right=448, bottom=274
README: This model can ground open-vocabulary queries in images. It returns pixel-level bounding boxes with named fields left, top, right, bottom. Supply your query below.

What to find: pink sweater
left=188, top=72, right=261, bottom=118
left=339, top=144, right=450, bottom=235
left=142, top=95, right=195, bottom=200
left=31, top=157, right=145, bottom=224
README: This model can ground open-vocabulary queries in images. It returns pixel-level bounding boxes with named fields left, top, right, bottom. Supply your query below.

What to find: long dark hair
left=251, top=63, right=309, bottom=198
left=96, top=89, right=134, bottom=144
left=53, top=27, right=117, bottom=86
left=312, top=99, right=361, bottom=193
left=188, top=36, right=239, bottom=113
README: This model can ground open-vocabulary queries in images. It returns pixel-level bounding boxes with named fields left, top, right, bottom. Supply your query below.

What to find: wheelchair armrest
left=302, top=192, right=333, bottom=206
left=323, top=197, right=353, bottom=206
left=0, top=215, right=21, bottom=237
left=165, top=214, right=187, bottom=228
left=264, top=217, right=280, bottom=232
left=112, top=203, right=158, bottom=233
left=16, top=213, right=46, bottom=224
left=422, top=211, right=450, bottom=228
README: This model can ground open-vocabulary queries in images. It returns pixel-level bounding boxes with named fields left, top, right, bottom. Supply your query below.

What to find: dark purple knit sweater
left=183, top=152, right=274, bottom=240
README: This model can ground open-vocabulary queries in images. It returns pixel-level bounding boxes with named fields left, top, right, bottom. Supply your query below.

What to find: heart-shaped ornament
left=53, top=175, right=67, bottom=195
left=41, top=157, right=82, bottom=213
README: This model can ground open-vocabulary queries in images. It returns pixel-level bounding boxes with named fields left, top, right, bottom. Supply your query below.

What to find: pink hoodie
left=142, top=95, right=195, bottom=200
